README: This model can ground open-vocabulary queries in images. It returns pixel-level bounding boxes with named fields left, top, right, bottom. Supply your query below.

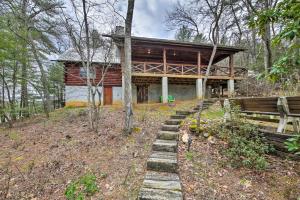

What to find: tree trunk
left=202, top=44, right=218, bottom=97
left=123, top=0, right=135, bottom=134
left=20, top=0, right=29, bottom=118
left=263, top=0, right=272, bottom=75
left=1, top=66, right=5, bottom=123
left=28, top=32, right=51, bottom=118
left=263, top=23, right=272, bottom=74
left=11, top=60, right=17, bottom=120
left=82, top=0, right=95, bottom=131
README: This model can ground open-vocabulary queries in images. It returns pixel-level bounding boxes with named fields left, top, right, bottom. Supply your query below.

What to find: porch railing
left=132, top=61, right=247, bottom=77
left=167, top=63, right=198, bottom=75
left=132, top=62, right=164, bottom=74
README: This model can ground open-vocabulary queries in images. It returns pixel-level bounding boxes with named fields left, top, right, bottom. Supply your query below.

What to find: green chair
left=160, top=95, right=175, bottom=103
left=168, top=95, right=175, bottom=103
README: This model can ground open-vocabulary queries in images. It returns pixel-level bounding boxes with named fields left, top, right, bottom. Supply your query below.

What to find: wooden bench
left=224, top=96, right=300, bottom=134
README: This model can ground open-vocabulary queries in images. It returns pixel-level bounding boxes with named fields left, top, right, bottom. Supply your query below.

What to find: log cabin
left=56, top=26, right=247, bottom=106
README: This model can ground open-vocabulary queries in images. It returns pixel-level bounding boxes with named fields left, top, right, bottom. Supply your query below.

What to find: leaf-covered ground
left=179, top=103, right=300, bottom=200
left=1, top=100, right=299, bottom=200
left=0, top=101, right=195, bottom=200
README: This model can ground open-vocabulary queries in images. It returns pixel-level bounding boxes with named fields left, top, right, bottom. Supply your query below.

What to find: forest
left=0, top=0, right=299, bottom=199
left=0, top=0, right=299, bottom=128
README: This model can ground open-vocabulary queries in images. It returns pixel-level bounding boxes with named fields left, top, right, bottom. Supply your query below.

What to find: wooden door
left=137, top=85, right=148, bottom=103
left=104, top=86, right=113, bottom=105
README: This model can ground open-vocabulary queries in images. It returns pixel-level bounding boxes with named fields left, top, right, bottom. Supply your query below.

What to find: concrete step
left=152, top=139, right=178, bottom=153
left=161, top=124, right=180, bottom=132
left=170, top=115, right=186, bottom=120
left=138, top=171, right=183, bottom=200
left=147, top=151, right=178, bottom=173
left=157, top=131, right=179, bottom=140
left=175, top=110, right=191, bottom=116
left=165, top=119, right=182, bottom=125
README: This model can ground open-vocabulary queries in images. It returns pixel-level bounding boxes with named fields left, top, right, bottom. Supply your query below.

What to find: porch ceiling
left=132, top=46, right=233, bottom=65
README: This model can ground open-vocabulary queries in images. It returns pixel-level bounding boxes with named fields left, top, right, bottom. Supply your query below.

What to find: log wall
left=64, top=62, right=122, bottom=86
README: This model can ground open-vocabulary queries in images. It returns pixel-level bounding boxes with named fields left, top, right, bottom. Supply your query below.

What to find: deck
left=132, top=61, right=247, bottom=80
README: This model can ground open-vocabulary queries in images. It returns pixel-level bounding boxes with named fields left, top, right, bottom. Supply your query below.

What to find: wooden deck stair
left=138, top=110, right=193, bottom=200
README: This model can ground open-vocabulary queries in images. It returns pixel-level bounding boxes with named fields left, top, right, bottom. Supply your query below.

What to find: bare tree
left=60, top=0, right=114, bottom=131
left=123, top=0, right=135, bottom=134
left=202, top=0, right=225, bottom=97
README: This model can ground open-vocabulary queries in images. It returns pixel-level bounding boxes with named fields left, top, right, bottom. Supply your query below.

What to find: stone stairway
left=138, top=110, right=193, bottom=200
left=193, top=99, right=215, bottom=111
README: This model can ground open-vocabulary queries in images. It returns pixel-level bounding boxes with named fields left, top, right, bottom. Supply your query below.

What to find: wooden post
left=277, top=97, right=289, bottom=133
left=224, top=99, right=231, bottom=123
left=277, top=97, right=300, bottom=133
left=197, top=51, right=201, bottom=75
left=229, top=54, right=234, bottom=77
left=163, top=48, right=167, bottom=74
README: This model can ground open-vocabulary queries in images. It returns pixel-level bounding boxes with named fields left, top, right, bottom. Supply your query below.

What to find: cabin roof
left=103, top=34, right=246, bottom=64
left=55, top=47, right=121, bottom=64
left=103, top=34, right=246, bottom=52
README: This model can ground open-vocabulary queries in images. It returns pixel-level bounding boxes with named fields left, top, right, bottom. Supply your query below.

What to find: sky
left=128, top=0, right=177, bottom=39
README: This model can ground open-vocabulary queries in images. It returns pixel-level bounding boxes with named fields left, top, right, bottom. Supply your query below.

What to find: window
left=80, top=66, right=96, bottom=79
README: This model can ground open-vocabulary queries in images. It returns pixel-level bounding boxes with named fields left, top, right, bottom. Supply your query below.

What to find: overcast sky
left=130, top=0, right=177, bottom=39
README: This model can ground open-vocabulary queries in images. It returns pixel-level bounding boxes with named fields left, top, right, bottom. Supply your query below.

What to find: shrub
left=185, top=151, right=194, bottom=161
left=284, top=134, right=300, bottom=155
left=65, top=173, right=98, bottom=200
left=189, top=118, right=205, bottom=135
left=210, top=105, right=272, bottom=170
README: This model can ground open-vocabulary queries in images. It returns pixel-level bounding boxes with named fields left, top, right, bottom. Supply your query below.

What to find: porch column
left=196, top=78, right=203, bottom=99
left=207, top=85, right=212, bottom=98
left=197, top=51, right=201, bottom=75
left=162, top=77, right=168, bottom=103
left=163, top=48, right=167, bottom=74
left=229, top=54, right=234, bottom=77
left=228, top=79, right=234, bottom=97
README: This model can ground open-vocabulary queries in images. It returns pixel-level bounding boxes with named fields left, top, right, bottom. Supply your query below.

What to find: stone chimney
left=115, top=26, right=125, bottom=35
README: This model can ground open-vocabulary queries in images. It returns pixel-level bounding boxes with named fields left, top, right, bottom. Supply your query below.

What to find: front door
left=137, top=85, right=148, bottom=103
left=104, top=86, right=113, bottom=105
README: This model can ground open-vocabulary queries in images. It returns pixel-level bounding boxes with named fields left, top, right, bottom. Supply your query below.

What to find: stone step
left=193, top=106, right=208, bottom=111
left=152, top=139, right=178, bottom=152
left=170, top=115, right=186, bottom=120
left=161, top=124, right=180, bottom=132
left=147, top=151, right=178, bottom=173
left=175, top=110, right=191, bottom=116
left=138, top=188, right=183, bottom=200
left=165, top=119, right=182, bottom=125
left=189, top=110, right=197, bottom=114
left=157, top=131, right=179, bottom=140
left=138, top=171, right=183, bottom=200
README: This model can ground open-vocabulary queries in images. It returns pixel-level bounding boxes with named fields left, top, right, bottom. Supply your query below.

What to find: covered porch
left=132, top=76, right=234, bottom=104
left=121, top=35, right=248, bottom=79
